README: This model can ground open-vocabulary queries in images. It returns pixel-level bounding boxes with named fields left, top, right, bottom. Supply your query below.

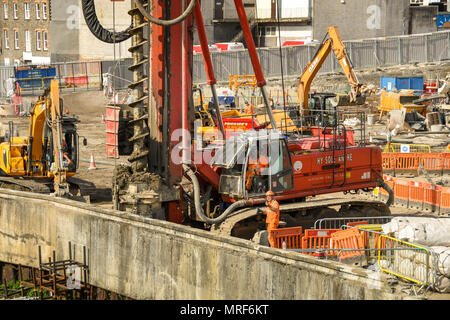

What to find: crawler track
left=211, top=197, right=390, bottom=239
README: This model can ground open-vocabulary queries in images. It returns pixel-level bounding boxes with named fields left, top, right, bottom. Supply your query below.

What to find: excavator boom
left=48, top=80, right=69, bottom=195
left=298, top=26, right=363, bottom=115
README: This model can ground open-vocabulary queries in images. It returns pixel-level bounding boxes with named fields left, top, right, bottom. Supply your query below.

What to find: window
left=4, top=58, right=10, bottom=66
left=35, top=3, right=40, bottom=19
left=265, top=26, right=276, bottom=36
left=3, top=3, right=8, bottom=19
left=43, top=31, right=48, bottom=50
left=36, top=30, right=41, bottom=50
left=42, top=2, right=47, bottom=20
left=14, top=30, right=19, bottom=49
left=25, top=30, right=31, bottom=52
left=13, top=3, right=18, bottom=19
left=4, top=30, right=9, bottom=49
left=24, top=3, right=30, bottom=19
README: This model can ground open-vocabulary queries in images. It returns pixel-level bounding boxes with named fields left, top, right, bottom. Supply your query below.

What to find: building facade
left=194, top=0, right=312, bottom=47
left=0, top=0, right=51, bottom=66
left=50, top=0, right=132, bottom=62
left=255, top=0, right=312, bottom=47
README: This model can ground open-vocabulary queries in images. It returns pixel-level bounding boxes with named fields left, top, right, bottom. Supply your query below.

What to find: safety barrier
left=228, top=74, right=257, bottom=93
left=383, top=143, right=431, bottom=153
left=314, top=216, right=393, bottom=229
left=382, top=152, right=450, bottom=173
left=377, top=234, right=436, bottom=289
left=355, top=225, right=385, bottom=262
left=331, top=228, right=366, bottom=262
left=271, top=227, right=303, bottom=249
left=372, top=175, right=450, bottom=215
left=301, top=229, right=340, bottom=256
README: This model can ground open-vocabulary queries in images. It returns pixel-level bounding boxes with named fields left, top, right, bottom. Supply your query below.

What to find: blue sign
left=437, top=14, right=450, bottom=29
left=400, top=144, right=410, bottom=153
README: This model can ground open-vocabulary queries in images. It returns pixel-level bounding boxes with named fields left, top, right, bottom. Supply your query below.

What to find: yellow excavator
left=0, top=80, right=89, bottom=197
left=297, top=26, right=365, bottom=117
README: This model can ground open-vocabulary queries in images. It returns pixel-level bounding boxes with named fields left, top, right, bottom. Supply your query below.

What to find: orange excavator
left=85, top=1, right=393, bottom=241
left=297, top=26, right=364, bottom=117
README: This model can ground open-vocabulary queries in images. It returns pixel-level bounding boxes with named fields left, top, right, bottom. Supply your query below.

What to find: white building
left=255, top=0, right=312, bottom=47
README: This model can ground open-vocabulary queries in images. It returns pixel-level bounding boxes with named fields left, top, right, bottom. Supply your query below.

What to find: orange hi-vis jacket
left=264, top=199, right=280, bottom=228
left=244, top=104, right=255, bottom=114
left=246, top=156, right=269, bottom=190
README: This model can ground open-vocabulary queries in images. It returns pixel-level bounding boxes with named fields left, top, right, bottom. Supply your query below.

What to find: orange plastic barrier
left=420, top=153, right=445, bottom=171
left=423, top=182, right=441, bottom=213
left=331, top=228, right=365, bottom=261
left=347, top=221, right=369, bottom=227
left=394, top=153, right=419, bottom=170
left=381, top=175, right=448, bottom=214
left=393, top=178, right=410, bottom=207
left=382, top=153, right=394, bottom=170
left=301, top=229, right=340, bottom=256
left=382, top=152, right=450, bottom=172
left=440, top=187, right=450, bottom=213
left=443, top=153, right=450, bottom=171
left=408, top=180, right=424, bottom=211
left=270, top=227, right=303, bottom=249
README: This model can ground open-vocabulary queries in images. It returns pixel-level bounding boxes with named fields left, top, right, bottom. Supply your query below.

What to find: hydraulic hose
left=81, top=0, right=132, bottom=44
left=379, top=179, right=395, bottom=207
left=183, top=165, right=249, bottom=225
left=135, top=0, right=196, bottom=26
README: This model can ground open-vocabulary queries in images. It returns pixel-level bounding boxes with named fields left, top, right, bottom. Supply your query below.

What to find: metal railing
left=377, top=233, right=438, bottom=293
left=383, top=143, right=431, bottom=153
left=0, top=59, right=136, bottom=97
left=314, top=216, right=393, bottom=229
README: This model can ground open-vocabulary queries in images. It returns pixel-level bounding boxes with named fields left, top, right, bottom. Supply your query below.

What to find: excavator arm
left=48, top=80, right=69, bottom=196
left=298, top=26, right=362, bottom=115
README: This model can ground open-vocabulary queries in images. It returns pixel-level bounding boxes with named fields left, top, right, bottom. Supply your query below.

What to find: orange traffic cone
left=88, top=152, right=97, bottom=170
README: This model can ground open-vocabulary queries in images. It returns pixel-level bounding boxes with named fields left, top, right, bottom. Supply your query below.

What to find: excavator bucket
left=330, top=94, right=366, bottom=107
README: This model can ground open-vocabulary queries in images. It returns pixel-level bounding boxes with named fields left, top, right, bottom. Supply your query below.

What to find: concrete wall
left=0, top=189, right=408, bottom=300
left=50, top=0, right=132, bottom=62
left=409, top=6, right=438, bottom=34
left=313, top=0, right=410, bottom=41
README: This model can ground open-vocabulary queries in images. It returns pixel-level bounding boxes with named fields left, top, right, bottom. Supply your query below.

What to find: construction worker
left=245, top=148, right=268, bottom=190
left=61, top=139, right=73, bottom=168
left=244, top=101, right=255, bottom=115
left=257, top=190, right=280, bottom=247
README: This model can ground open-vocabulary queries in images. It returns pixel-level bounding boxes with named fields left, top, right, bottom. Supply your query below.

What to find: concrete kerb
left=0, top=188, right=409, bottom=300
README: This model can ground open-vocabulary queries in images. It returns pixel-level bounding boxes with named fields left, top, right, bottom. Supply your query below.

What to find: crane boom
left=298, top=26, right=362, bottom=115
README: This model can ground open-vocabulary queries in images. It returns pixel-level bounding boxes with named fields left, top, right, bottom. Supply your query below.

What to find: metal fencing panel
left=1, top=31, right=450, bottom=97
left=0, top=66, right=15, bottom=98
left=192, top=30, right=450, bottom=85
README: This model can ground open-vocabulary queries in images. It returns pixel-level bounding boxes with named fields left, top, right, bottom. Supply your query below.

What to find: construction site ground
left=0, top=60, right=449, bottom=299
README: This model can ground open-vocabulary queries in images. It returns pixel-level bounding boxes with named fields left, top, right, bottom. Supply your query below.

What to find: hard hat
left=266, top=190, right=275, bottom=197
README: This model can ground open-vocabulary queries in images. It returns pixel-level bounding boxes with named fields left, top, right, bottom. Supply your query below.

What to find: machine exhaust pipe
left=183, top=164, right=249, bottom=225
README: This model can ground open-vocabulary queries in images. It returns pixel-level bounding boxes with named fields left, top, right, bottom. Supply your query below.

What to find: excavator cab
left=42, top=114, right=80, bottom=175
left=193, top=87, right=216, bottom=128
left=308, top=93, right=337, bottom=127
left=211, top=130, right=294, bottom=198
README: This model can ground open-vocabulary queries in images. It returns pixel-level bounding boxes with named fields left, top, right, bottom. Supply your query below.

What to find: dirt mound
left=113, top=165, right=164, bottom=191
